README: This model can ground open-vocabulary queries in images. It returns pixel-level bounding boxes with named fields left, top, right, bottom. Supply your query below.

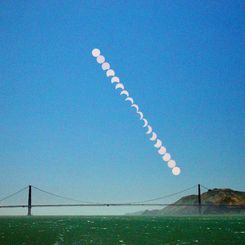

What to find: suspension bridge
left=0, top=184, right=244, bottom=216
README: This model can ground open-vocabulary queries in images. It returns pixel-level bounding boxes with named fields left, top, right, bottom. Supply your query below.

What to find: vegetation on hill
left=142, top=188, right=245, bottom=215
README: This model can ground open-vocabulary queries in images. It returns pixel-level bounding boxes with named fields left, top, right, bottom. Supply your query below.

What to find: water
left=0, top=216, right=244, bottom=244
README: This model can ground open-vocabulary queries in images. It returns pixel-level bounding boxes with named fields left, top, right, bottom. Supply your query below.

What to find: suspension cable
left=0, top=186, right=28, bottom=203
left=129, top=185, right=197, bottom=204
left=200, top=185, right=210, bottom=191
left=32, top=186, right=96, bottom=204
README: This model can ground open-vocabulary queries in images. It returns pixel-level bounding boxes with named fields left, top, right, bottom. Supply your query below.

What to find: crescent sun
left=146, top=125, right=152, bottom=134
left=142, top=118, right=148, bottom=127
left=150, top=132, right=157, bottom=141
left=106, top=69, right=115, bottom=77
left=137, top=111, right=143, bottom=120
left=120, top=90, right=129, bottom=97
left=111, top=77, right=120, bottom=83
left=154, top=139, right=162, bottom=148
left=125, top=97, right=134, bottom=104
left=115, top=83, right=124, bottom=90
left=158, top=146, right=166, bottom=155
left=131, top=104, right=139, bottom=112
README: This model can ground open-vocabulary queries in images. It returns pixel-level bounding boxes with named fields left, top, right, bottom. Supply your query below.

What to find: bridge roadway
left=0, top=184, right=244, bottom=215
left=1, top=203, right=244, bottom=208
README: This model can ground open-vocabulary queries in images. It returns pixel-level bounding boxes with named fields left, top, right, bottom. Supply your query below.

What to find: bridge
left=0, top=184, right=244, bottom=216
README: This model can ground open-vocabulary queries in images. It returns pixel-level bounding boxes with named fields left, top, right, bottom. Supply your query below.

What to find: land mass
left=131, top=188, right=245, bottom=215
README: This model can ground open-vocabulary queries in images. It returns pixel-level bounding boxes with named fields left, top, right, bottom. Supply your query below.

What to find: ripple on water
left=119, top=240, right=126, bottom=245
left=87, top=220, right=94, bottom=223
left=57, top=233, right=64, bottom=242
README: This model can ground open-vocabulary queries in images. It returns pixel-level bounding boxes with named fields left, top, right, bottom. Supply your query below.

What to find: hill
left=142, top=188, right=245, bottom=215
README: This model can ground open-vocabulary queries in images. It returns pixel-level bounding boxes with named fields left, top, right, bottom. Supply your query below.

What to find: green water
left=0, top=216, right=244, bottom=245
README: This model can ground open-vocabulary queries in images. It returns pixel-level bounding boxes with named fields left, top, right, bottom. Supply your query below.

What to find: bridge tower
left=198, top=184, right=202, bottom=215
left=27, top=185, right=32, bottom=216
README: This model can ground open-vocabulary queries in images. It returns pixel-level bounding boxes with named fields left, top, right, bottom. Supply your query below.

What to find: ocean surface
left=0, top=216, right=244, bottom=245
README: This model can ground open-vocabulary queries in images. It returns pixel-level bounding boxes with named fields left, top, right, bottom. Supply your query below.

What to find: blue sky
left=0, top=1, right=244, bottom=215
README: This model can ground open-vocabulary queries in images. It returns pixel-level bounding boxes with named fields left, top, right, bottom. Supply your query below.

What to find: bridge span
left=0, top=184, right=244, bottom=215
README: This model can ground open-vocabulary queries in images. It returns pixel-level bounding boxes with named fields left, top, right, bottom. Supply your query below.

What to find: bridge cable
left=129, top=185, right=197, bottom=204
left=32, top=186, right=96, bottom=204
left=33, top=185, right=197, bottom=205
left=0, top=186, right=29, bottom=203
left=200, top=185, right=210, bottom=191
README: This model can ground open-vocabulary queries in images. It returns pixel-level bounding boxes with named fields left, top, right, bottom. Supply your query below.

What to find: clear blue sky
left=0, top=1, right=244, bottom=215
